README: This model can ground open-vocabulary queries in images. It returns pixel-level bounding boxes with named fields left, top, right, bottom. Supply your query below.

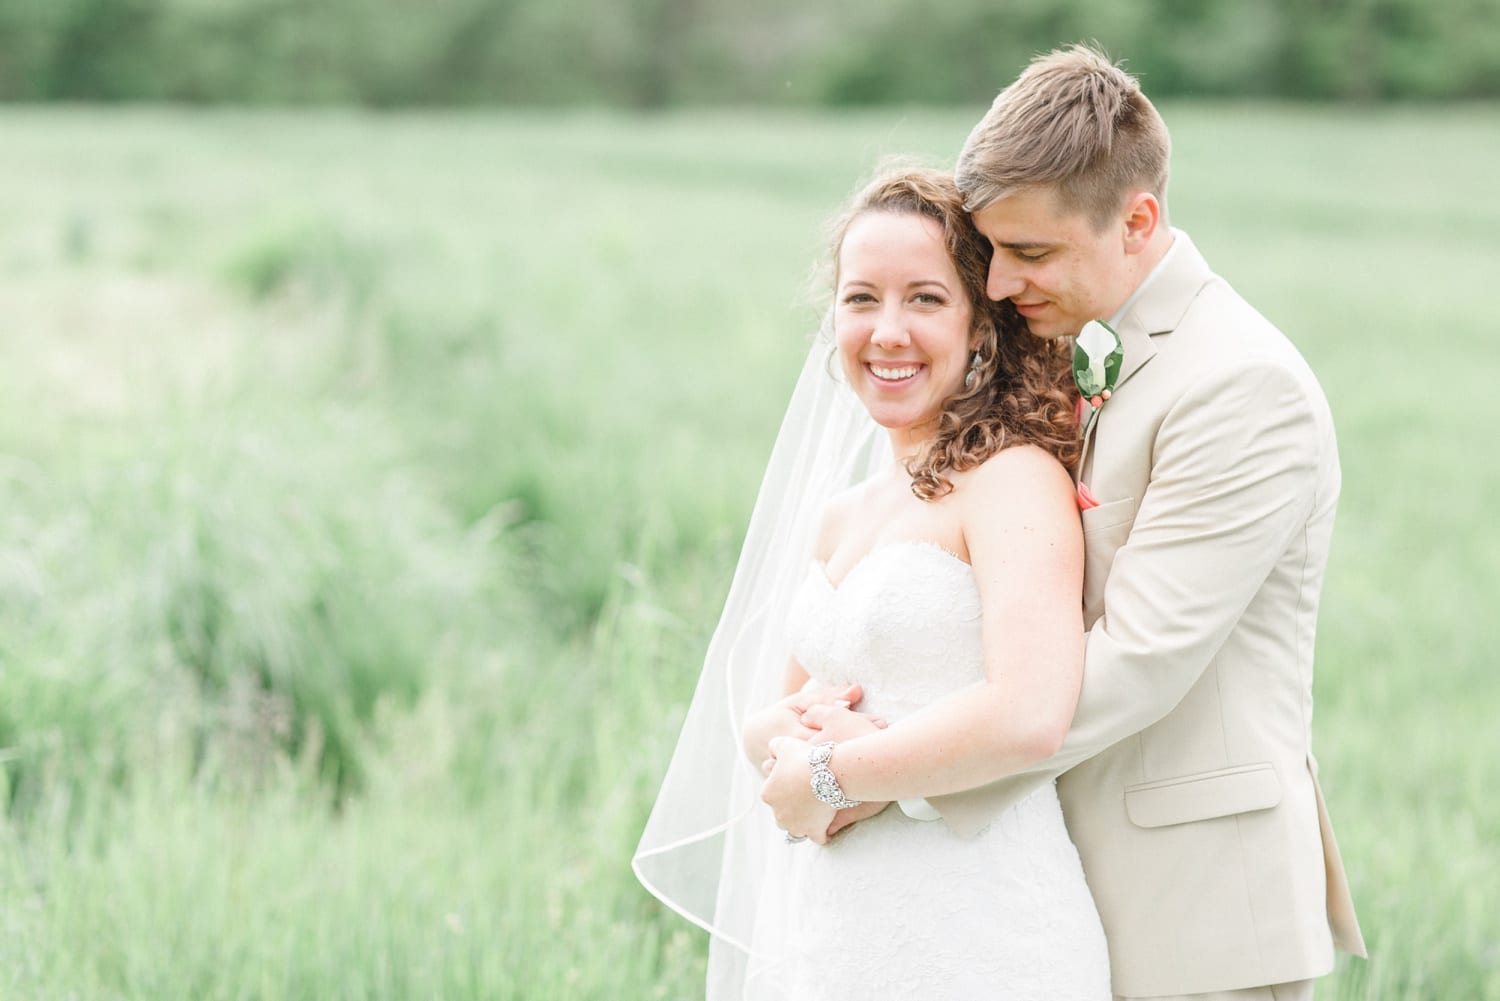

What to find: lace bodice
left=749, top=540, right=1110, bottom=1001
left=787, top=541, right=983, bottom=720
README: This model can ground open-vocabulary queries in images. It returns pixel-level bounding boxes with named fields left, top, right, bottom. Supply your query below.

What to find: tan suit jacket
left=930, top=233, right=1365, bottom=997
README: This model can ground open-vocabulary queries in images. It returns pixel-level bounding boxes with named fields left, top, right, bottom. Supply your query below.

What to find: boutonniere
left=1073, top=319, right=1123, bottom=409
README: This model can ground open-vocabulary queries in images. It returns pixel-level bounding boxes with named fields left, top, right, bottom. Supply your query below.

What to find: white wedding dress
left=756, top=541, right=1111, bottom=1000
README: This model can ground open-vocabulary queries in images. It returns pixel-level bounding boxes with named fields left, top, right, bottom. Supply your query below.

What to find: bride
left=635, top=167, right=1110, bottom=999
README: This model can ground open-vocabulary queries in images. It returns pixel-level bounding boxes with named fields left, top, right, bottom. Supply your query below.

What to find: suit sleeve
left=929, top=358, right=1327, bottom=829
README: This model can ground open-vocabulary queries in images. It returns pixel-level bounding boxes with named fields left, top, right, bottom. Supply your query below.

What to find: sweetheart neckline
left=815, top=540, right=972, bottom=593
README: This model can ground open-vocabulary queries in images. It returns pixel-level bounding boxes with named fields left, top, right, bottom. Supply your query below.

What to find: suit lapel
left=1077, top=295, right=1156, bottom=483
left=1111, top=314, right=1158, bottom=393
left=1077, top=402, right=1099, bottom=484
left=1075, top=231, right=1217, bottom=483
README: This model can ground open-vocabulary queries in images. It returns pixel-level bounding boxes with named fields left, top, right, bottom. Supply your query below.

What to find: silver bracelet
left=807, top=741, right=861, bottom=809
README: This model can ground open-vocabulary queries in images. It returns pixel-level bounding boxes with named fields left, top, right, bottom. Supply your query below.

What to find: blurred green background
left=1, top=2, right=1497, bottom=999
left=3, top=0, right=1500, bottom=104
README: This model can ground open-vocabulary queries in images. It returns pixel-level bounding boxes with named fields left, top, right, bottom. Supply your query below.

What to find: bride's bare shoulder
left=955, top=443, right=1076, bottom=515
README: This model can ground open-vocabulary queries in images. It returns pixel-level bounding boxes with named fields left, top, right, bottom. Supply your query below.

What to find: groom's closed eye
left=1001, top=243, right=1053, bottom=263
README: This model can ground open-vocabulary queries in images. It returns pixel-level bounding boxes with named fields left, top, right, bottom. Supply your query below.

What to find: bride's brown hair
left=827, top=167, right=1081, bottom=499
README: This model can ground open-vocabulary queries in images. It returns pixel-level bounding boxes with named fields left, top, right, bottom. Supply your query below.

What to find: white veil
left=632, top=336, right=882, bottom=998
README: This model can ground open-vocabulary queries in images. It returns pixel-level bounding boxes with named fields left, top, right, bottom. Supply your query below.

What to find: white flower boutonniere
left=1073, top=319, right=1123, bottom=408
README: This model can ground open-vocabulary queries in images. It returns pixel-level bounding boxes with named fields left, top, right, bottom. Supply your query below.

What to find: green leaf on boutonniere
left=1073, top=319, right=1123, bottom=406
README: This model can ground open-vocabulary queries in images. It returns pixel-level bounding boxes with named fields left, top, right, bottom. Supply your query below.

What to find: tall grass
left=0, top=105, right=1495, bottom=998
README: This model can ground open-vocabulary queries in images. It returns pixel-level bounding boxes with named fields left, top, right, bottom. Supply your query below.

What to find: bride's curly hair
left=826, top=166, right=1081, bottom=500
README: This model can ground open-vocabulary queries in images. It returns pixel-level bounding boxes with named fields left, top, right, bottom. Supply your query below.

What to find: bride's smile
left=833, top=210, right=976, bottom=453
left=867, top=363, right=922, bottom=383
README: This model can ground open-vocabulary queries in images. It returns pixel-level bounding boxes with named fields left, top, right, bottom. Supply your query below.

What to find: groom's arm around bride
left=887, top=45, right=1363, bottom=1000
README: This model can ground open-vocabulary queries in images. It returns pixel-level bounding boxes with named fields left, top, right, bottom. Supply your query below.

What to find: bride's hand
left=798, top=702, right=888, bottom=743
left=756, top=693, right=882, bottom=780
left=742, top=683, right=867, bottom=767
left=761, top=736, right=838, bottom=844
left=783, top=705, right=890, bottom=840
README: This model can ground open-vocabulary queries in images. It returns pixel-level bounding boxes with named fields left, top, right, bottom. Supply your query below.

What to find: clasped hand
left=758, top=691, right=890, bottom=844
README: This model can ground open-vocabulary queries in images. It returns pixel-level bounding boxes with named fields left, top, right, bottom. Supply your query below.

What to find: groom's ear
left=1120, top=191, right=1161, bottom=255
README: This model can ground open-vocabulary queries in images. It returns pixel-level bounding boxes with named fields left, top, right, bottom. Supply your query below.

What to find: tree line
left=1, top=0, right=1496, bottom=105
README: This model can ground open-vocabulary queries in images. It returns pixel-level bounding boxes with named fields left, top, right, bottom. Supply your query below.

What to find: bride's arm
left=741, top=660, right=822, bottom=766
left=762, top=446, right=1082, bottom=837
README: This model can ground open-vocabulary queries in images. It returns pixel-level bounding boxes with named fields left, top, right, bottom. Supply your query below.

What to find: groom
left=817, top=45, right=1365, bottom=1000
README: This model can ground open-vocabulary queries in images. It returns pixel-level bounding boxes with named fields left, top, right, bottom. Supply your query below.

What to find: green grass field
left=0, top=104, right=1496, bottom=999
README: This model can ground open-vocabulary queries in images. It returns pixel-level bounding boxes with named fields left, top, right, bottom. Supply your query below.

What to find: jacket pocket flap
left=1124, top=762, right=1282, bottom=829
left=1080, top=495, right=1134, bottom=534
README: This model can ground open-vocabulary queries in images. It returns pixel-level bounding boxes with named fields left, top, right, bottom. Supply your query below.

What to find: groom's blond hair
left=956, top=44, right=1170, bottom=230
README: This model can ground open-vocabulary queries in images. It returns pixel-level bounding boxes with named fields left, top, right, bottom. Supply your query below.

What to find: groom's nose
left=986, top=258, right=1027, bottom=302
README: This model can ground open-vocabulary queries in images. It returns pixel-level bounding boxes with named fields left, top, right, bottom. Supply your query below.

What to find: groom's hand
left=826, top=800, right=891, bottom=838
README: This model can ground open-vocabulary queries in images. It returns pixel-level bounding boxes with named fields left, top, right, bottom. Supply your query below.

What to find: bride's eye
left=912, top=292, right=945, bottom=305
left=842, top=292, right=876, bottom=305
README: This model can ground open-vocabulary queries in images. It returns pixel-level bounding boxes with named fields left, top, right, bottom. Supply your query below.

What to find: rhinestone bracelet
left=807, top=741, right=861, bottom=810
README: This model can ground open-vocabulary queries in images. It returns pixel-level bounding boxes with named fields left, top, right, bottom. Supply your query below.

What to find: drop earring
left=963, top=351, right=983, bottom=390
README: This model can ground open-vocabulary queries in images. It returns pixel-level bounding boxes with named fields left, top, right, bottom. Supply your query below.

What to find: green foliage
left=2, top=0, right=1500, bottom=104
left=224, top=216, right=382, bottom=302
left=0, top=358, right=509, bottom=805
left=0, top=105, right=1497, bottom=997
